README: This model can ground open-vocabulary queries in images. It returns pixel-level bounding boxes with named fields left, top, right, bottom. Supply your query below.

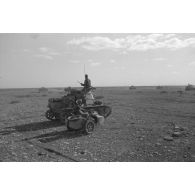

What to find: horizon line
left=0, top=84, right=189, bottom=90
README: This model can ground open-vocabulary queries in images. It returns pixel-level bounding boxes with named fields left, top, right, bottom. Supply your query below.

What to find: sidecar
left=66, top=110, right=105, bottom=134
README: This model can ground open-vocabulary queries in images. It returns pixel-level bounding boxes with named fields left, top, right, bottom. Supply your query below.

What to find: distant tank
left=156, top=86, right=163, bottom=90
left=45, top=88, right=112, bottom=123
left=185, top=84, right=195, bottom=91
left=39, top=87, right=48, bottom=93
left=129, top=85, right=136, bottom=90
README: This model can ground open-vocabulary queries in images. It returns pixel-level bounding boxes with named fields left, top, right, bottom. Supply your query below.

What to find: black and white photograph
left=1, top=33, right=195, bottom=162
left=0, top=0, right=195, bottom=195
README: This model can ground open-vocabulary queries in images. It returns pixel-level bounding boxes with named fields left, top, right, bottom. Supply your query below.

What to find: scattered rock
left=163, top=135, right=173, bottom=141
left=172, top=123, right=189, bottom=132
left=187, top=145, right=191, bottom=150
left=80, top=151, right=85, bottom=155
left=174, top=126, right=180, bottom=131
left=153, top=151, right=159, bottom=155
left=179, top=127, right=185, bottom=131
left=172, top=131, right=182, bottom=137
left=155, top=142, right=161, bottom=146
left=38, top=152, right=46, bottom=156
left=191, top=155, right=195, bottom=161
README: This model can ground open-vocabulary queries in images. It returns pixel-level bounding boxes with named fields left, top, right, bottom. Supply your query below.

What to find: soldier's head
left=85, top=74, right=88, bottom=79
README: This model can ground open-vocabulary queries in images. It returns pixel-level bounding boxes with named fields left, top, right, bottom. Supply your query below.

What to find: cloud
left=167, top=64, right=174, bottom=68
left=110, top=59, right=116, bottom=63
left=34, top=54, right=53, bottom=60
left=172, top=71, right=179, bottom=75
left=90, top=62, right=101, bottom=67
left=153, top=57, right=165, bottom=61
left=69, top=60, right=80, bottom=64
left=35, top=47, right=60, bottom=60
left=68, top=36, right=123, bottom=51
left=39, top=47, right=49, bottom=53
left=49, top=51, right=60, bottom=56
left=188, top=61, right=195, bottom=67
left=87, top=60, right=101, bottom=67
left=39, top=47, right=61, bottom=56
left=23, top=49, right=31, bottom=53
left=67, top=34, right=195, bottom=52
left=114, top=66, right=126, bottom=70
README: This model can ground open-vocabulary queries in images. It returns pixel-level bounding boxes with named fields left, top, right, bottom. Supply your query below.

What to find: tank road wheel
left=84, top=119, right=95, bottom=134
left=45, top=110, right=56, bottom=121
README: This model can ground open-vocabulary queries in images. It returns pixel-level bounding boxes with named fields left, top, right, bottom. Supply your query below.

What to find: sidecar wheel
left=84, top=119, right=95, bottom=134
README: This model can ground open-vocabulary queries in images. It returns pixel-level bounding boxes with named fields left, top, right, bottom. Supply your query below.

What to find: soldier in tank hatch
left=80, top=74, right=92, bottom=93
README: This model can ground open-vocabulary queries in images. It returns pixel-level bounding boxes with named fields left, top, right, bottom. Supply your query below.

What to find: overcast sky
left=0, top=33, right=195, bottom=88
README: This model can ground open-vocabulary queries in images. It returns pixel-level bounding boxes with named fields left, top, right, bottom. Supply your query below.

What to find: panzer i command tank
left=45, top=88, right=112, bottom=123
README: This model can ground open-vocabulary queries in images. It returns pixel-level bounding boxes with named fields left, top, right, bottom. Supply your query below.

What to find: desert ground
left=0, top=86, right=195, bottom=162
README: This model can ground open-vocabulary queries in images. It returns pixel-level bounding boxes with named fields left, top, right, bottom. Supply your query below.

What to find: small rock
left=80, top=151, right=85, bottom=155
left=38, top=152, right=46, bottom=156
left=172, top=131, right=182, bottom=137
left=174, top=126, right=180, bottom=130
left=155, top=142, right=161, bottom=146
left=187, top=145, right=191, bottom=150
left=180, top=127, right=185, bottom=131
left=153, top=152, right=159, bottom=155
left=73, top=152, right=78, bottom=156
left=191, top=155, right=195, bottom=160
left=163, top=135, right=173, bottom=141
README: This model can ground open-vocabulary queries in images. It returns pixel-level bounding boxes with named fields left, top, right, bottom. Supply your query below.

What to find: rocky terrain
left=0, top=86, right=195, bottom=161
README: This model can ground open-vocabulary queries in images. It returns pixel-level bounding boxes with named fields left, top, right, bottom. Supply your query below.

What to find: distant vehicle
left=39, top=87, right=48, bottom=93
left=156, top=86, right=163, bottom=90
left=129, top=85, right=136, bottom=90
left=185, top=84, right=195, bottom=91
